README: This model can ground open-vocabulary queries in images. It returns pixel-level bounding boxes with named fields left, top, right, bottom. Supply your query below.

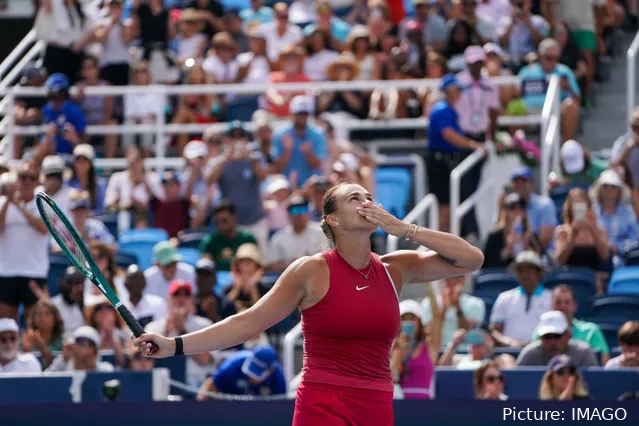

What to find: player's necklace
left=336, top=249, right=373, bottom=280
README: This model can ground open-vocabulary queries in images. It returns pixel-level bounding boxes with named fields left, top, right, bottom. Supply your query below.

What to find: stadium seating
left=594, top=322, right=621, bottom=351
left=542, top=268, right=597, bottom=318
left=374, top=168, right=412, bottom=221
left=118, top=228, right=169, bottom=270
left=93, top=213, right=119, bottom=240
left=114, top=251, right=139, bottom=270
left=47, top=253, right=73, bottom=296
left=592, top=294, right=639, bottom=324
left=176, top=247, right=200, bottom=267
left=215, top=271, right=233, bottom=296
left=607, top=266, right=639, bottom=294
left=469, top=289, right=498, bottom=325
left=226, top=96, right=260, bottom=122
left=473, top=268, right=519, bottom=295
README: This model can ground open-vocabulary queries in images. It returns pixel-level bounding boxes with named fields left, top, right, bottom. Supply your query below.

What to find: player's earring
left=329, top=216, right=339, bottom=227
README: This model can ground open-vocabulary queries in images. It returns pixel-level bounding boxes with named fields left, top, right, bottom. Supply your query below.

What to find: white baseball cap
left=73, top=144, right=95, bottom=161
left=598, top=169, right=623, bottom=187
left=267, top=177, right=290, bottom=194
left=537, top=310, right=569, bottom=337
left=0, top=318, right=19, bottom=334
left=399, top=299, right=424, bottom=322
left=561, top=139, right=585, bottom=175
left=184, top=140, right=208, bottom=160
left=42, top=155, right=65, bottom=175
left=72, top=325, right=101, bottom=347
left=515, top=250, right=543, bottom=269
left=290, top=95, right=314, bottom=115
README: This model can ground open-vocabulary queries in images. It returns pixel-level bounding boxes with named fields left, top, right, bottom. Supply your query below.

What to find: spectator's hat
left=234, top=243, right=262, bottom=267
left=42, top=155, right=65, bottom=176
left=179, top=8, right=205, bottom=32
left=196, top=258, right=216, bottom=275
left=153, top=241, right=181, bottom=266
left=464, top=45, right=486, bottom=64
left=161, top=170, right=180, bottom=184
left=504, top=192, right=525, bottom=210
left=290, top=95, right=314, bottom=115
left=252, top=109, right=272, bottom=127
left=439, top=74, right=461, bottom=92
left=547, top=354, right=575, bottom=373
left=266, top=176, right=290, bottom=195
left=168, top=279, right=193, bottom=296
left=21, top=64, right=45, bottom=83
left=347, top=25, right=370, bottom=43
left=597, top=169, right=623, bottom=187
left=399, top=299, right=424, bottom=322
left=560, top=139, right=585, bottom=175
left=45, top=73, right=70, bottom=92
left=327, top=54, right=360, bottom=81
left=404, top=19, right=423, bottom=33
left=465, top=328, right=488, bottom=345
left=509, top=165, right=533, bottom=181
left=241, top=345, right=278, bottom=381
left=0, top=318, right=18, bottom=334
left=73, top=325, right=101, bottom=347
left=287, top=195, right=309, bottom=215
left=73, top=144, right=95, bottom=161
left=483, top=42, right=506, bottom=60
left=184, top=140, right=208, bottom=160
left=537, top=311, right=569, bottom=337
left=514, top=250, right=543, bottom=269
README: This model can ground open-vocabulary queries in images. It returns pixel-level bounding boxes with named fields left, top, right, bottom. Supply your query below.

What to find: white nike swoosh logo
left=356, top=286, right=370, bottom=291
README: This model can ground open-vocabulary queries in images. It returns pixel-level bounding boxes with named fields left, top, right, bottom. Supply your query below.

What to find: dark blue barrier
left=3, top=401, right=639, bottom=426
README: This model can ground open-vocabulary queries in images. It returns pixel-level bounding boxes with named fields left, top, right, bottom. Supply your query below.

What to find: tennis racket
left=35, top=192, right=158, bottom=355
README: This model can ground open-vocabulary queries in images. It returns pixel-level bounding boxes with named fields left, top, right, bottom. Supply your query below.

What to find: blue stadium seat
left=374, top=168, right=412, bottom=233
left=177, top=230, right=208, bottom=250
left=118, top=228, right=169, bottom=245
left=470, top=289, right=498, bottom=325
left=473, top=268, right=518, bottom=295
left=115, top=251, right=139, bottom=269
left=47, top=253, right=73, bottom=296
left=215, top=271, right=233, bottom=296
left=93, top=213, right=119, bottom=240
left=542, top=268, right=596, bottom=318
left=622, top=248, right=639, bottom=267
left=226, top=96, right=259, bottom=122
left=592, top=294, right=639, bottom=324
left=176, top=247, right=200, bottom=267
left=118, top=242, right=156, bottom=271
left=608, top=266, right=639, bottom=294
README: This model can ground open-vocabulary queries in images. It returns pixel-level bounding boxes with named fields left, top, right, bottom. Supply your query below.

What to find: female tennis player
left=134, top=183, right=484, bottom=425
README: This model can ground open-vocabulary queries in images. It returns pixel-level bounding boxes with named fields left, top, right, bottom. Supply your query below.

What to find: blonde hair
left=538, top=370, right=589, bottom=400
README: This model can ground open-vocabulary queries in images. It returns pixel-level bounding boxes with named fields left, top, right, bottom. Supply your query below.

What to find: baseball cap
left=42, top=155, right=65, bottom=175
left=464, top=45, right=486, bottom=64
left=73, top=326, right=101, bottom=347
left=290, top=95, right=314, bottom=115
left=196, top=258, right=216, bottom=274
left=73, top=144, right=95, bottom=161
left=561, top=139, right=585, bottom=175
left=234, top=243, right=262, bottom=266
left=547, top=354, right=575, bottom=373
left=184, top=140, right=208, bottom=160
left=46, top=73, right=70, bottom=92
left=22, top=65, right=44, bottom=82
left=465, top=328, right=488, bottom=345
left=483, top=42, right=505, bottom=59
left=153, top=241, right=181, bottom=266
left=0, top=318, right=19, bottom=333
left=399, top=299, right=424, bottom=322
left=510, top=165, right=534, bottom=181
left=241, top=345, right=278, bottom=381
left=168, top=279, right=193, bottom=296
left=440, top=74, right=461, bottom=92
left=598, top=169, right=623, bottom=187
left=266, top=177, right=290, bottom=195
left=287, top=196, right=309, bottom=215
left=515, top=250, right=543, bottom=269
left=538, top=311, right=569, bottom=337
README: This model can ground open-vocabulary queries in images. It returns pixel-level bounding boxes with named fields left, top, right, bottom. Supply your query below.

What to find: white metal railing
left=627, top=30, right=639, bottom=125
left=540, top=75, right=562, bottom=197
left=386, top=194, right=439, bottom=253
left=449, top=146, right=491, bottom=237
left=0, top=29, right=37, bottom=81
left=283, top=322, right=302, bottom=386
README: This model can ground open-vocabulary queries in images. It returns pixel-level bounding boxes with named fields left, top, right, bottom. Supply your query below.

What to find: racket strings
left=40, top=200, right=91, bottom=273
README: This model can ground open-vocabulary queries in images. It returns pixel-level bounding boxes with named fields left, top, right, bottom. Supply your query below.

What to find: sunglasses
left=485, top=374, right=504, bottom=384
left=18, top=174, right=38, bottom=182
left=542, top=55, right=559, bottom=62
left=555, top=367, right=576, bottom=377
left=75, top=337, right=96, bottom=347
left=0, top=334, right=17, bottom=344
left=541, top=333, right=563, bottom=340
left=172, top=290, right=192, bottom=297
left=505, top=203, right=524, bottom=211
left=601, top=184, right=619, bottom=189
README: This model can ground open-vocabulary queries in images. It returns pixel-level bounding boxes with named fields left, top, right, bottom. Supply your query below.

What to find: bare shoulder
left=285, top=253, right=328, bottom=276
left=381, top=249, right=423, bottom=269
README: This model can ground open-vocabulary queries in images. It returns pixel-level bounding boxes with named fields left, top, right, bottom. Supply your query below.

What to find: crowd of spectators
left=1, top=0, right=639, bottom=402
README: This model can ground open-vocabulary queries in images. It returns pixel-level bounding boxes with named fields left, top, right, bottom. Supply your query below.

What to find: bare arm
left=425, top=284, right=443, bottom=364
left=15, top=203, right=48, bottom=234
left=554, top=226, right=575, bottom=265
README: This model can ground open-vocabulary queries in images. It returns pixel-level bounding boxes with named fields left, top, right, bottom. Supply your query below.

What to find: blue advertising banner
left=3, top=400, right=639, bottom=426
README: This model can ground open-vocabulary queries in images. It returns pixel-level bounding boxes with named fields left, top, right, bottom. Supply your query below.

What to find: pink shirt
left=455, top=71, right=500, bottom=136
left=399, top=344, right=434, bottom=399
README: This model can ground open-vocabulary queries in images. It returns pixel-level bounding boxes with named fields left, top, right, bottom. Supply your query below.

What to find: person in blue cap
left=39, top=73, right=87, bottom=161
left=426, top=73, right=485, bottom=233
left=196, top=345, right=287, bottom=399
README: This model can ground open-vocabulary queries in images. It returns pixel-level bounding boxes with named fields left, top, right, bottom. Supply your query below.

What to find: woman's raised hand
left=358, top=202, right=409, bottom=238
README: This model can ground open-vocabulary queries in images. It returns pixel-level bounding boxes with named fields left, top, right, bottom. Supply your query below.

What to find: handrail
left=283, top=322, right=302, bottom=385
left=386, top=194, right=439, bottom=253
left=449, top=146, right=489, bottom=237
left=0, top=29, right=37, bottom=80
left=0, top=41, right=45, bottom=91
left=627, top=30, right=639, bottom=125
left=539, top=75, right=562, bottom=197
left=375, top=154, right=426, bottom=217
left=541, top=114, right=560, bottom=197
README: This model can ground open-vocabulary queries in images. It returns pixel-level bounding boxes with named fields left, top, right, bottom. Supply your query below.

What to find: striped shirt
left=594, top=203, right=639, bottom=254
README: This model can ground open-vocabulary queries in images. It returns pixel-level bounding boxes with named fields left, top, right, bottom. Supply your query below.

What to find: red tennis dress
left=292, top=249, right=400, bottom=426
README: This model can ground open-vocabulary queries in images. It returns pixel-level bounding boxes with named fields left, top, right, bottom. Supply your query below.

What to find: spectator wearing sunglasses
left=48, top=325, right=115, bottom=372
left=259, top=2, right=303, bottom=61
left=539, top=354, right=592, bottom=400
left=516, top=310, right=598, bottom=367
left=473, top=361, right=508, bottom=400
left=0, top=318, right=42, bottom=374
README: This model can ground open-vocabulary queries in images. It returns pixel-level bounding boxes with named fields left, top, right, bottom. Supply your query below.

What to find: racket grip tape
left=117, top=304, right=159, bottom=355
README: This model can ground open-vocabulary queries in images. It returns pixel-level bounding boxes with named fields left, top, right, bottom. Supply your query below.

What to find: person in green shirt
left=199, top=200, right=257, bottom=271
left=530, top=284, right=609, bottom=364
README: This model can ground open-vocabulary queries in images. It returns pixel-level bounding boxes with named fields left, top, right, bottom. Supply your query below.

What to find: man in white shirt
left=259, top=2, right=303, bottom=61
left=51, top=267, right=86, bottom=336
left=489, top=251, right=552, bottom=347
left=144, top=241, right=197, bottom=300
left=47, top=326, right=114, bottom=372
left=0, top=318, right=42, bottom=374
left=39, top=155, right=72, bottom=216
left=123, top=265, right=167, bottom=328
left=0, top=162, right=50, bottom=321
left=266, top=196, right=325, bottom=272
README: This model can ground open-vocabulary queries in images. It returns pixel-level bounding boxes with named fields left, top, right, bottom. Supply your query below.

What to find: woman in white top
left=343, top=25, right=380, bottom=82
left=174, top=8, right=208, bottom=67
left=36, top=0, right=94, bottom=83
left=202, top=32, right=240, bottom=114
left=94, top=0, right=135, bottom=86
left=122, top=61, right=165, bottom=156
left=237, top=27, right=275, bottom=85
left=303, top=28, right=339, bottom=81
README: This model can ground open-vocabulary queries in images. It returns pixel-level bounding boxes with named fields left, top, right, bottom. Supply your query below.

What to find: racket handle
left=117, top=304, right=159, bottom=356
